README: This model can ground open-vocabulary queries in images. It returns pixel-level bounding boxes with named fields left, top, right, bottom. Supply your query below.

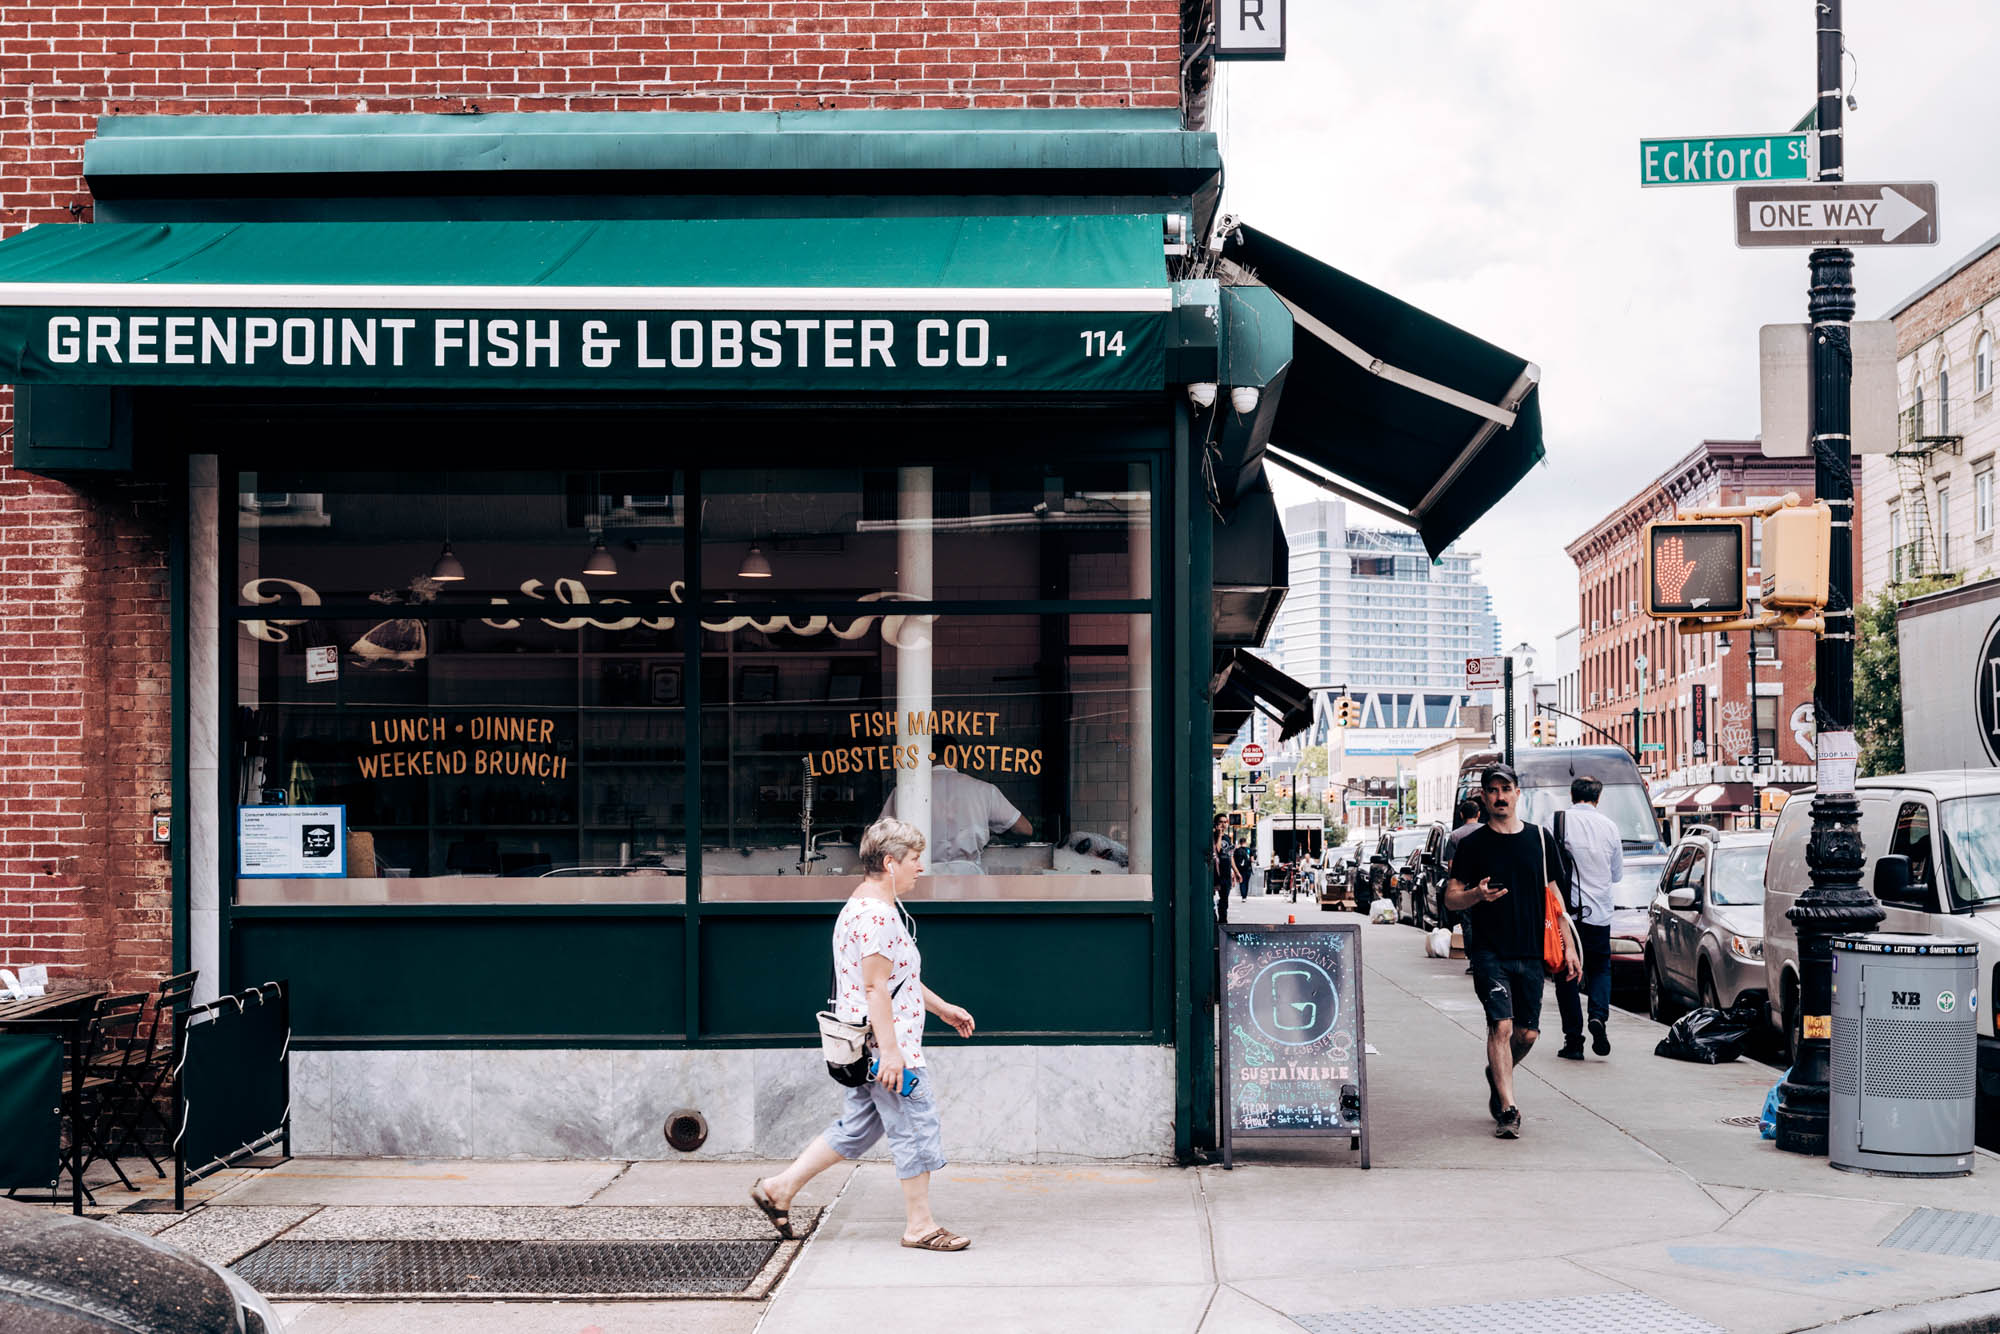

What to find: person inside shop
left=879, top=764, right=1031, bottom=875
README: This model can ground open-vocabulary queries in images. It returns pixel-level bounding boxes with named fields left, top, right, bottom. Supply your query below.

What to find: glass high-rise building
left=1264, top=498, right=1499, bottom=743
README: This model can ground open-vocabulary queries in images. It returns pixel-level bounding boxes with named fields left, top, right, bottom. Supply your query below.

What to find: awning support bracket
left=1265, top=286, right=1519, bottom=429
left=1410, top=363, right=1541, bottom=522
left=1263, top=444, right=1418, bottom=531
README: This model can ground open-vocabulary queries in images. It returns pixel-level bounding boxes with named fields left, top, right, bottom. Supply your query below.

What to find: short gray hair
left=859, top=817, right=927, bottom=874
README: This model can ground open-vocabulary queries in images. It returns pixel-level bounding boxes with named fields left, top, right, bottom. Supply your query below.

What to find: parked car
left=0, top=1198, right=281, bottom=1332
left=1364, top=826, right=1434, bottom=920
left=1646, top=826, right=1772, bottom=1020
left=1763, top=772, right=2000, bottom=1119
left=1394, top=821, right=1449, bottom=928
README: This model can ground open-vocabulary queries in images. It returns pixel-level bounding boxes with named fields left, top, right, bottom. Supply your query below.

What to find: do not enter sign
left=1242, top=744, right=1265, bottom=769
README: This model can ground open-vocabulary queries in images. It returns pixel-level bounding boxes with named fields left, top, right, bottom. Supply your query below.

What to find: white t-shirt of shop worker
left=878, top=766, right=1024, bottom=868
left=832, top=895, right=928, bottom=1067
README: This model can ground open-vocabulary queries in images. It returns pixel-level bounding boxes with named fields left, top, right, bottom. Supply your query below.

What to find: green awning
left=0, top=215, right=1173, bottom=393
left=1220, top=224, right=1544, bottom=558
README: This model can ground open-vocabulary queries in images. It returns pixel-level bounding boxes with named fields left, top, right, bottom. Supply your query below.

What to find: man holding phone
left=1442, top=765, right=1581, bottom=1139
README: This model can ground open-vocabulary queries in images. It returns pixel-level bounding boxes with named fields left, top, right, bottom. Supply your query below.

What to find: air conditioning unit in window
left=1589, top=691, right=1600, bottom=706
left=1613, top=608, right=1624, bottom=623
left=1591, top=620, right=1601, bottom=633
left=1628, top=599, right=1640, bottom=614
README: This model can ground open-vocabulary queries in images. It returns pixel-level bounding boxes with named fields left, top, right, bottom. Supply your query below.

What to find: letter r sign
left=1217, top=0, right=1285, bottom=58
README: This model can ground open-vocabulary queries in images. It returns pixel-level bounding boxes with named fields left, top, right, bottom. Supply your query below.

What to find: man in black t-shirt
left=1444, top=765, right=1580, bottom=1139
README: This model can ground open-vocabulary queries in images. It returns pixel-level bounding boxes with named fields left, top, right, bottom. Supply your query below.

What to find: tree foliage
left=1855, top=573, right=1959, bottom=777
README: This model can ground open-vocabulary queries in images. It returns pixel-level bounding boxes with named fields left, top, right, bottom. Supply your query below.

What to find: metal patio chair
left=71, top=992, right=151, bottom=1193
left=101, top=970, right=200, bottom=1176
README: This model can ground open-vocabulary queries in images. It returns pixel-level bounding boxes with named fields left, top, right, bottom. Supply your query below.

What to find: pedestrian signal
left=1760, top=502, right=1832, bottom=612
left=1645, top=520, right=1747, bottom=618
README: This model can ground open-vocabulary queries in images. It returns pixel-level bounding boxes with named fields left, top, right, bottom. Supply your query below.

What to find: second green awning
left=0, top=215, right=1173, bottom=394
left=1221, top=224, right=1544, bottom=559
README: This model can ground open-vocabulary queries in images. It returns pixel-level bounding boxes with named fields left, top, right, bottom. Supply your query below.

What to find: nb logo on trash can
left=1891, top=990, right=1921, bottom=1008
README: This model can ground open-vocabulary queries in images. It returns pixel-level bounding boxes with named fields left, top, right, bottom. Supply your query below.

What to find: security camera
left=1230, top=385, right=1261, bottom=414
left=1187, top=382, right=1219, bottom=409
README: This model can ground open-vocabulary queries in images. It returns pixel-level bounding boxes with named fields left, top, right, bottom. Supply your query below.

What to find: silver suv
left=1645, top=825, right=1772, bottom=1020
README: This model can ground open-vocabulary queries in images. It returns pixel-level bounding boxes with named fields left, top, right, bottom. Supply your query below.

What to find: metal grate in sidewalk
left=1881, top=1208, right=2000, bottom=1262
left=231, top=1238, right=779, bottom=1299
left=1292, top=1292, right=1724, bottom=1334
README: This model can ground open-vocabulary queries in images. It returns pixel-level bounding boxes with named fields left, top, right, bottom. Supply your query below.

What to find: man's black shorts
left=1468, top=951, right=1544, bottom=1031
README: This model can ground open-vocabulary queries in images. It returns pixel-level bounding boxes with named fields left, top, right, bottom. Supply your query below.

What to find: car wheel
left=1647, top=950, right=1677, bottom=1023
left=1698, top=962, right=1720, bottom=1014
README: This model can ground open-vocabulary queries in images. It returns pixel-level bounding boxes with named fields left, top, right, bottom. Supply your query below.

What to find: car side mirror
left=1873, top=854, right=1919, bottom=904
left=1667, top=887, right=1697, bottom=911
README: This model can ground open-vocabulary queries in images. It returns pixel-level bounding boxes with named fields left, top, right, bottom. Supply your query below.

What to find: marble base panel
left=290, top=1045, right=1174, bottom=1163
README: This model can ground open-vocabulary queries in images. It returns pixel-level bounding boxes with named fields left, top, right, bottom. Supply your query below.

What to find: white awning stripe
left=0, top=282, right=1174, bottom=314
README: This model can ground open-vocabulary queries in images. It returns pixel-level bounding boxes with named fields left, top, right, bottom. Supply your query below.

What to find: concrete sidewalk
left=763, top=910, right=2000, bottom=1334
left=84, top=907, right=2000, bottom=1332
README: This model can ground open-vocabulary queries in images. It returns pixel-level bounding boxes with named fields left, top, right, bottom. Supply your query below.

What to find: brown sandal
left=749, top=1180, right=794, bottom=1240
left=901, top=1227, right=970, bottom=1251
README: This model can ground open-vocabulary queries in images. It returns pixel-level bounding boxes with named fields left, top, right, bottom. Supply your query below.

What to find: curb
left=1800, top=1289, right=2000, bottom=1334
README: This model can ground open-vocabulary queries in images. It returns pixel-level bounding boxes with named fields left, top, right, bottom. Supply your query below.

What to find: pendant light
left=582, top=476, right=618, bottom=576
left=738, top=480, right=775, bottom=578
left=430, top=472, right=466, bottom=582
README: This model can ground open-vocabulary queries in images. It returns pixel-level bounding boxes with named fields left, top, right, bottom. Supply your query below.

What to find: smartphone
left=867, top=1058, right=919, bottom=1097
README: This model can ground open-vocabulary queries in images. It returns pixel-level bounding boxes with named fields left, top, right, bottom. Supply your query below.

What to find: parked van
left=1761, top=771, right=2000, bottom=1114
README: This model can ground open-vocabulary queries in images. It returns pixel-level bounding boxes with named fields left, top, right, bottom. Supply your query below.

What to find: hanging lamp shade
left=583, top=537, right=618, bottom=576
left=429, top=542, right=467, bottom=582
left=737, top=543, right=773, bottom=579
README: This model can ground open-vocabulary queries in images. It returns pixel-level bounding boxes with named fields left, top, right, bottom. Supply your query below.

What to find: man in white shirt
left=880, top=766, right=1031, bottom=874
left=1555, top=776, right=1624, bottom=1060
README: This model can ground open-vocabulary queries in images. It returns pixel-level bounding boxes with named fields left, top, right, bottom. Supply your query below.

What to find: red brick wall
left=0, top=0, right=1184, bottom=988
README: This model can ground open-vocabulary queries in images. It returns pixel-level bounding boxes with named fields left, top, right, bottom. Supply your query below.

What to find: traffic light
left=1332, top=696, right=1362, bottom=727
left=1529, top=716, right=1549, bottom=746
left=1760, top=501, right=1832, bottom=612
left=1645, top=519, right=1747, bottom=618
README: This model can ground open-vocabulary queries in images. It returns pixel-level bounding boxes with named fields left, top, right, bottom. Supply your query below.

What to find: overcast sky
left=1218, top=0, right=1999, bottom=663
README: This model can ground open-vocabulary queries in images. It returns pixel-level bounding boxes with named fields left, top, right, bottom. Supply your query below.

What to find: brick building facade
left=1566, top=440, right=1860, bottom=826
left=1861, top=231, right=2000, bottom=597
left=0, top=1, right=1183, bottom=991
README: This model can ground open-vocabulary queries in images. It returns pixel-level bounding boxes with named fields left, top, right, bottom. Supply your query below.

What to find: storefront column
left=894, top=466, right=933, bottom=851
left=1128, top=462, right=1153, bottom=868
left=187, top=455, right=221, bottom=1005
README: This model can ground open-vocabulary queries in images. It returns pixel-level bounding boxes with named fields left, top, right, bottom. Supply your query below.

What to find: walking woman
left=750, top=817, right=977, bottom=1252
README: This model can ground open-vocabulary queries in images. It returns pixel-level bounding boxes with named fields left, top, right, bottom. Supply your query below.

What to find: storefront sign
left=355, top=715, right=570, bottom=781
left=1220, top=923, right=1369, bottom=1168
left=14, top=308, right=1167, bottom=394
left=238, top=804, right=346, bottom=878
left=819, top=708, right=1042, bottom=777
left=1691, top=683, right=1708, bottom=757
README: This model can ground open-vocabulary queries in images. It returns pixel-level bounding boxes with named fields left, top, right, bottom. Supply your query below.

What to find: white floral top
left=832, top=894, right=927, bottom=1068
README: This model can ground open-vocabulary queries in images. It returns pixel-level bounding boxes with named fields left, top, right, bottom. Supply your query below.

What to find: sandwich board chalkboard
left=1220, top=922, right=1369, bottom=1168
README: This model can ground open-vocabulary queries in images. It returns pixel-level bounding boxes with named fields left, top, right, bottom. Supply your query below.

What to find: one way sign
left=1734, top=182, right=1939, bottom=248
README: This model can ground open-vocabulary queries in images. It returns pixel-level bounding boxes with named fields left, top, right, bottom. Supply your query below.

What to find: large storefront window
left=229, top=459, right=1153, bottom=904
left=698, top=612, right=1150, bottom=900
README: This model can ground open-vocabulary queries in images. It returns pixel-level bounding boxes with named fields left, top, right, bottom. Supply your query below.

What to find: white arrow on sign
left=1745, top=186, right=1927, bottom=241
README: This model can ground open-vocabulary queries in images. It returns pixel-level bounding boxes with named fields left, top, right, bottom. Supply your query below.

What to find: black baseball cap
left=1480, top=764, right=1519, bottom=790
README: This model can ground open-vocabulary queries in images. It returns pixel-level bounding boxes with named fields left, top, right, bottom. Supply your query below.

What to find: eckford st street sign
left=1639, top=132, right=1814, bottom=187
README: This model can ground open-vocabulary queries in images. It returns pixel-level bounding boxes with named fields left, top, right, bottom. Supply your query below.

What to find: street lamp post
left=1775, top=0, right=1883, bottom=1156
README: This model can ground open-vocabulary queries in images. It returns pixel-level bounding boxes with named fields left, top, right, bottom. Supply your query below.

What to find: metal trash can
left=1829, top=933, right=1978, bottom=1177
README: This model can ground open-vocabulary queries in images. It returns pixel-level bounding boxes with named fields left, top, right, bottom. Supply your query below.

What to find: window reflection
left=701, top=464, right=1148, bottom=600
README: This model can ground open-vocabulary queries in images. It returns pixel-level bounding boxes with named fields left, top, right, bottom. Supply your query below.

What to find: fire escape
left=1890, top=396, right=1962, bottom=583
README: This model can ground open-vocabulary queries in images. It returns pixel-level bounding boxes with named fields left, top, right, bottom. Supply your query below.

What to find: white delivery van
left=1762, top=772, right=2000, bottom=1114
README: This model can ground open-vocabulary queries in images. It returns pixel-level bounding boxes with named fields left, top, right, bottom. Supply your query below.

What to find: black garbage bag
left=1654, top=1005, right=1753, bottom=1064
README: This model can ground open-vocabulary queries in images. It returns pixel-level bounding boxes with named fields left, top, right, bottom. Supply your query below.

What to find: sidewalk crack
left=584, top=1160, right=635, bottom=1202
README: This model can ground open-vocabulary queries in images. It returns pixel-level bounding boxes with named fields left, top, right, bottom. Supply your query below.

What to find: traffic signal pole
left=1774, top=0, right=1884, bottom=1156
